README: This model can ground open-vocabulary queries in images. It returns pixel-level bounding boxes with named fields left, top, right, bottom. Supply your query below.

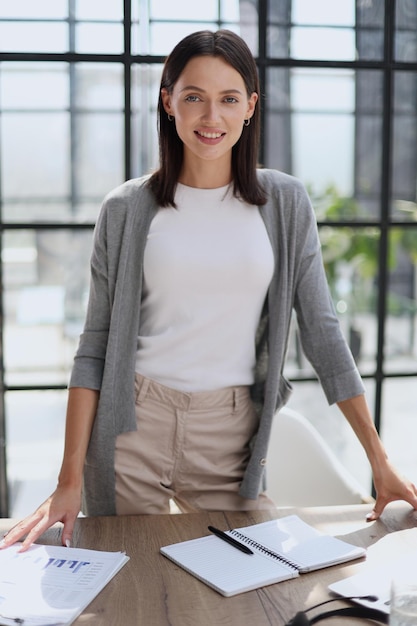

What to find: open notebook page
left=160, top=533, right=298, bottom=597
left=228, top=515, right=366, bottom=573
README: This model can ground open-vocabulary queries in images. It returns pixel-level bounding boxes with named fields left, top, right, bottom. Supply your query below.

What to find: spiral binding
left=229, top=529, right=300, bottom=572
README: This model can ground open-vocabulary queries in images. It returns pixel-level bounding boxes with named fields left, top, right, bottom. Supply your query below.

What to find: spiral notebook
left=160, top=514, right=366, bottom=597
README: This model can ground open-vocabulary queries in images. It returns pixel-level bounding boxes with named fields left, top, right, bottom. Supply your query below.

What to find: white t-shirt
left=135, top=183, right=274, bottom=391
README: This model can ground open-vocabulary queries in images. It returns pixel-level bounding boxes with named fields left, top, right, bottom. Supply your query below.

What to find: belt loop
left=135, top=375, right=150, bottom=405
left=233, top=389, right=238, bottom=413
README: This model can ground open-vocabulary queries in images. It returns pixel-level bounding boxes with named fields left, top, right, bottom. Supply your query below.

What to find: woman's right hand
left=0, top=484, right=81, bottom=552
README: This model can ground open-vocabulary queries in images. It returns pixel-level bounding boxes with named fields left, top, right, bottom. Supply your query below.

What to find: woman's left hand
left=366, top=460, right=417, bottom=521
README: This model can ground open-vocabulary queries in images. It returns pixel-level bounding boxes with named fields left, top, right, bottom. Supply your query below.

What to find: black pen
left=208, top=526, right=253, bottom=555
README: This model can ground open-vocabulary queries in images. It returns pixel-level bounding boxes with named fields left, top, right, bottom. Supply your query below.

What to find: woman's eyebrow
left=179, top=85, right=244, bottom=95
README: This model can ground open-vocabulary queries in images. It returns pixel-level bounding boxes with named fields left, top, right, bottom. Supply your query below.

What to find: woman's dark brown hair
left=148, top=29, right=266, bottom=207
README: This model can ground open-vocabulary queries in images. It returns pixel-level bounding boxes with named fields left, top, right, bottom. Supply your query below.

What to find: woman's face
left=161, top=55, right=257, bottom=171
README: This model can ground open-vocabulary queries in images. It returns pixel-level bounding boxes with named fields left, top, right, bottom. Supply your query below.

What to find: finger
left=408, top=483, right=417, bottom=508
left=18, top=518, right=54, bottom=552
left=0, top=514, right=43, bottom=548
left=61, top=513, right=77, bottom=548
left=366, top=495, right=389, bottom=521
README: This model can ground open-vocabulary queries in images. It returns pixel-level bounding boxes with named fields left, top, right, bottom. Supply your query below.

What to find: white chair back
left=265, top=406, right=373, bottom=506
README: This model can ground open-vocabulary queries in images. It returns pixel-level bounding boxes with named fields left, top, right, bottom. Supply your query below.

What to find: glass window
left=319, top=225, right=379, bottom=376
left=380, top=379, right=417, bottom=487
left=74, top=63, right=124, bottom=110
left=6, top=390, right=66, bottom=518
left=395, top=0, right=417, bottom=62
left=0, top=22, right=68, bottom=53
left=392, top=71, right=417, bottom=218
left=131, top=64, right=161, bottom=177
left=291, top=27, right=356, bottom=61
left=292, top=0, right=355, bottom=26
left=1, top=112, right=70, bottom=199
left=132, top=0, right=242, bottom=55
left=74, top=113, right=124, bottom=198
left=0, top=62, right=68, bottom=109
left=75, top=1, right=123, bottom=21
left=0, top=0, right=67, bottom=19
left=265, top=68, right=356, bottom=199
left=3, top=229, right=93, bottom=387
left=149, top=0, right=219, bottom=21
left=385, top=227, right=417, bottom=375
left=75, top=23, right=124, bottom=54
left=291, top=1, right=355, bottom=61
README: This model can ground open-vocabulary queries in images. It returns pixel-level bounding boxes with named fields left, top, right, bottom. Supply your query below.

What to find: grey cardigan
left=70, top=168, right=364, bottom=516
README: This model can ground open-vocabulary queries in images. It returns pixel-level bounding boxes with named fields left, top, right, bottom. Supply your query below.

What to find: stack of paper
left=0, top=543, right=129, bottom=625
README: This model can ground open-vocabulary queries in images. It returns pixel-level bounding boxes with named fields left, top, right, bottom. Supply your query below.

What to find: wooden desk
left=2, top=503, right=417, bottom=625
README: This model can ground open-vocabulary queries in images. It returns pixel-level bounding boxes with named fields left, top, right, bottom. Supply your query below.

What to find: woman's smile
left=194, top=128, right=226, bottom=143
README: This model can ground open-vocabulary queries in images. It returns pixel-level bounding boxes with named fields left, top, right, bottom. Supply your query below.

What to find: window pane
left=0, top=62, right=68, bottom=110
left=392, top=71, right=417, bottom=218
left=74, top=113, right=124, bottom=198
left=385, top=227, right=417, bottom=374
left=268, top=0, right=384, bottom=60
left=381, top=379, right=417, bottom=486
left=74, top=63, right=124, bottom=110
left=0, top=22, right=67, bottom=53
left=6, top=390, right=66, bottom=518
left=75, top=23, right=123, bottom=54
left=2, top=202, right=74, bottom=223
left=395, top=0, right=417, bottom=62
left=291, top=26, right=356, bottom=61
left=267, top=0, right=291, bottom=57
left=131, top=64, right=161, bottom=177
left=294, top=113, right=354, bottom=194
left=319, top=225, right=379, bottom=376
left=0, top=0, right=67, bottom=19
left=292, top=69, right=355, bottom=112
left=3, top=229, right=92, bottom=387
left=1, top=112, right=70, bottom=199
left=149, top=0, right=219, bottom=20
left=292, top=0, right=354, bottom=26
left=75, top=0, right=123, bottom=20
left=221, top=0, right=240, bottom=21
left=265, top=68, right=383, bottom=217
left=291, top=0, right=358, bottom=60
left=147, top=22, right=219, bottom=55
left=282, top=226, right=378, bottom=380
left=265, top=68, right=355, bottom=196
left=356, top=0, right=385, bottom=62
left=355, top=71, right=384, bottom=217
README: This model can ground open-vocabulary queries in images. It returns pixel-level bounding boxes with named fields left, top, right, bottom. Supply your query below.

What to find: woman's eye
left=224, top=96, right=238, bottom=103
left=185, top=95, right=200, bottom=102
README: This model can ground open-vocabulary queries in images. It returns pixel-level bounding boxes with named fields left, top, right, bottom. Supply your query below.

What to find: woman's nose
left=202, top=101, right=219, bottom=122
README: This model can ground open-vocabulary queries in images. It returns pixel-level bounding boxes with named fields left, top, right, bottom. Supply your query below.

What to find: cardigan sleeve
left=69, top=197, right=114, bottom=390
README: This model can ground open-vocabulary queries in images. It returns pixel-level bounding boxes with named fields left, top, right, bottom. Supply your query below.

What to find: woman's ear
left=246, top=91, right=258, bottom=121
left=161, top=88, right=173, bottom=115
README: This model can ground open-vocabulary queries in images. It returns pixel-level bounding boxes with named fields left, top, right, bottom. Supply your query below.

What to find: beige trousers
left=114, top=374, right=275, bottom=514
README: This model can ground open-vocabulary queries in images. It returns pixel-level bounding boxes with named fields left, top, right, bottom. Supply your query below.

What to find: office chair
left=265, top=406, right=374, bottom=506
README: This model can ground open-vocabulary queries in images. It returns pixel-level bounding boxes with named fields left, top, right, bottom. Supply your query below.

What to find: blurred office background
left=0, top=0, right=416, bottom=517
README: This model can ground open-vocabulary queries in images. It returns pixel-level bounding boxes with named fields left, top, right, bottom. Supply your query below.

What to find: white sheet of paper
left=0, top=543, right=129, bottom=625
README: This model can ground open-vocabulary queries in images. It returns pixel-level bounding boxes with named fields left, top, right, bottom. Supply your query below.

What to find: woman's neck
left=178, top=157, right=232, bottom=189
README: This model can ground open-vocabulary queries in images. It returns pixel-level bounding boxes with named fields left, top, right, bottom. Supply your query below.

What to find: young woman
left=2, top=29, right=417, bottom=552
